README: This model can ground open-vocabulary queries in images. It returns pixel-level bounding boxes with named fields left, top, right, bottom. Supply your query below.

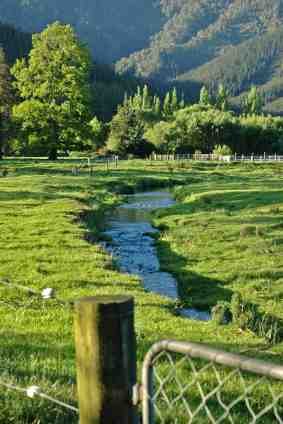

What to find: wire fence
left=0, top=278, right=73, bottom=308
left=0, top=277, right=77, bottom=421
left=0, top=377, right=78, bottom=414
left=2, top=289, right=283, bottom=422
left=141, top=340, right=283, bottom=424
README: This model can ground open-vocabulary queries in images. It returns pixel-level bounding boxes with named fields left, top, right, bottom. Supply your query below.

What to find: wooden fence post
left=74, top=295, right=138, bottom=424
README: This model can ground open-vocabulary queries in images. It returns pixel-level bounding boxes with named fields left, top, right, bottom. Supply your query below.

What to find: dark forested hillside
left=2, top=0, right=283, bottom=112
left=0, top=22, right=31, bottom=63
left=0, top=0, right=164, bottom=63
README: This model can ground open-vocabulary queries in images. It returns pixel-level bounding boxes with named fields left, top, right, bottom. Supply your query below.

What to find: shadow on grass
left=157, top=238, right=283, bottom=343
left=156, top=239, right=232, bottom=310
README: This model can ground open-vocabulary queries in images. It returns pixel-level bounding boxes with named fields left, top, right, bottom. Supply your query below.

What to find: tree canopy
left=0, top=48, right=13, bottom=158
left=11, top=22, right=92, bottom=159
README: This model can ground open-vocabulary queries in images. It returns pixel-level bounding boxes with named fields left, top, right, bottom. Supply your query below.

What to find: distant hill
left=2, top=0, right=283, bottom=112
left=0, top=0, right=164, bottom=63
left=0, top=22, right=31, bottom=63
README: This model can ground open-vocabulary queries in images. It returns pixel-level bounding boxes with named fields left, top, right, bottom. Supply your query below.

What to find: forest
left=1, top=21, right=283, bottom=159
left=2, top=1, right=283, bottom=112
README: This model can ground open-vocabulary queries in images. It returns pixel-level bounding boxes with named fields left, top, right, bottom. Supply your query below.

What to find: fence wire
left=0, top=278, right=73, bottom=308
left=1, top=278, right=76, bottom=420
left=142, top=340, right=283, bottom=424
left=0, top=376, right=78, bottom=414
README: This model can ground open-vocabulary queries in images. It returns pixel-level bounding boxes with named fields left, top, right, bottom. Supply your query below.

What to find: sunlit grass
left=0, top=159, right=282, bottom=422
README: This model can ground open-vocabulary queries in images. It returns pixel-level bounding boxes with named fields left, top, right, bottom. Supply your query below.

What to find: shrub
left=230, top=293, right=243, bottom=323
left=211, top=301, right=232, bottom=325
left=1, top=168, right=8, bottom=177
left=256, top=225, right=265, bottom=237
left=213, top=144, right=232, bottom=157
left=269, top=205, right=280, bottom=214
left=240, top=225, right=256, bottom=237
left=230, top=293, right=282, bottom=342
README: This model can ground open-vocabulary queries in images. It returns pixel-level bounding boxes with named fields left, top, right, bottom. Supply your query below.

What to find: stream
left=103, top=190, right=211, bottom=321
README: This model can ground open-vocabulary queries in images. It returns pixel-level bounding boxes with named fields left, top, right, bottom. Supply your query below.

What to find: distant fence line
left=149, top=153, right=283, bottom=162
left=3, top=153, right=283, bottom=164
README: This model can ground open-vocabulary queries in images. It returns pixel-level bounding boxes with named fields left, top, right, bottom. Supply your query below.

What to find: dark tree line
left=0, top=22, right=31, bottom=64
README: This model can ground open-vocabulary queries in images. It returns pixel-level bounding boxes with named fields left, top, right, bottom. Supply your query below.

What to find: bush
left=240, top=225, right=256, bottom=237
left=256, top=225, right=265, bottom=237
left=269, top=205, right=281, bottom=214
left=211, top=301, right=232, bottom=325
left=230, top=293, right=243, bottom=323
left=230, top=293, right=282, bottom=342
left=1, top=168, right=8, bottom=177
left=213, top=144, right=232, bottom=157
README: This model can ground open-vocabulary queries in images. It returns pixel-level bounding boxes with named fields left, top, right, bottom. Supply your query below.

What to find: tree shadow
left=156, top=237, right=283, bottom=344
left=156, top=238, right=232, bottom=310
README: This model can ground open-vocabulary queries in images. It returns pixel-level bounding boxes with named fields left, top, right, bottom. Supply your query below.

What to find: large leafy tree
left=145, top=121, right=176, bottom=153
left=164, top=105, right=238, bottom=153
left=107, top=103, right=153, bottom=157
left=11, top=22, right=92, bottom=159
left=0, top=48, right=13, bottom=159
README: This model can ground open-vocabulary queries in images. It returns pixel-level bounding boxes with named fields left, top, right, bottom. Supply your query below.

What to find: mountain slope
left=115, top=0, right=283, bottom=110
left=0, top=0, right=164, bottom=63
left=2, top=1, right=283, bottom=111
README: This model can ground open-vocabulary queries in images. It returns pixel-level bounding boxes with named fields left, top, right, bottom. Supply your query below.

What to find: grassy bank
left=0, top=159, right=282, bottom=422
left=154, top=162, right=283, bottom=328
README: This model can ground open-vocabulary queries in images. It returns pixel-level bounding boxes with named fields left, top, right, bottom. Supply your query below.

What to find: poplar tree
left=132, top=86, right=143, bottom=110
left=179, top=93, right=185, bottom=109
left=199, top=86, right=211, bottom=106
left=163, top=92, right=171, bottom=117
left=142, top=84, right=151, bottom=110
left=216, top=84, right=229, bottom=111
left=243, top=85, right=263, bottom=115
left=171, top=87, right=178, bottom=112
left=153, top=96, right=161, bottom=116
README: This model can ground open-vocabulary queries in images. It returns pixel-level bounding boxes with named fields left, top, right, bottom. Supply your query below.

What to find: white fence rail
left=150, top=153, right=283, bottom=162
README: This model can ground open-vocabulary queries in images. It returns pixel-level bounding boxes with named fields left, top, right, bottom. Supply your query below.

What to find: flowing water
left=103, top=191, right=211, bottom=321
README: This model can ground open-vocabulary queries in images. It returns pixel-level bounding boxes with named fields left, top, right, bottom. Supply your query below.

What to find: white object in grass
left=41, top=288, right=55, bottom=299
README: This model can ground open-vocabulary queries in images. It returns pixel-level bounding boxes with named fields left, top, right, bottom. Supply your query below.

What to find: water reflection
left=103, top=191, right=211, bottom=321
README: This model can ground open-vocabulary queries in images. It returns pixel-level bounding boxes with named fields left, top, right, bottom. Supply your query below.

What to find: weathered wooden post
left=74, top=295, right=138, bottom=424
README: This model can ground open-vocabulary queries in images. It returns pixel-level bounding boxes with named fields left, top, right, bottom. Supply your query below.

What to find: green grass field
left=0, top=159, right=283, bottom=422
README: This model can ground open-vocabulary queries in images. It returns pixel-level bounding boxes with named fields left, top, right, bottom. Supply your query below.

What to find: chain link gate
left=140, top=340, right=283, bottom=424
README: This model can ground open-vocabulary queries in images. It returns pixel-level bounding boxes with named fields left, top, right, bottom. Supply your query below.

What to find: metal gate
left=141, top=340, right=283, bottom=424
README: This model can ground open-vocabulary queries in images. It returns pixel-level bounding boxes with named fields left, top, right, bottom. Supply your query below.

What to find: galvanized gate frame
left=141, top=340, right=283, bottom=424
